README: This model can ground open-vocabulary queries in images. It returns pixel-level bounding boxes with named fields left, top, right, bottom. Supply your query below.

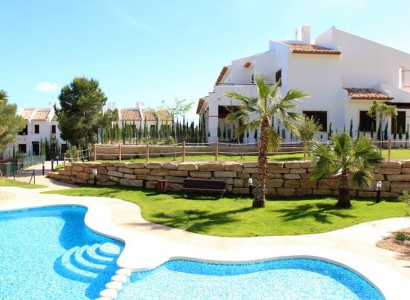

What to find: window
left=19, top=125, right=28, bottom=135
left=18, top=144, right=27, bottom=153
left=359, top=111, right=375, bottom=132
left=52, top=125, right=56, bottom=134
left=275, top=69, right=282, bottom=85
left=34, top=125, right=39, bottom=134
left=391, top=111, right=406, bottom=134
left=303, top=111, right=327, bottom=131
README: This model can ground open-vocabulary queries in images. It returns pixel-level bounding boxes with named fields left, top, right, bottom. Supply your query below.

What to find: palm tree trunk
left=336, top=170, right=352, bottom=208
left=253, top=127, right=268, bottom=208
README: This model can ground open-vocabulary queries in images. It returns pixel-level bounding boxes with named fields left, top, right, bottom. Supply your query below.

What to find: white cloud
left=36, top=82, right=59, bottom=93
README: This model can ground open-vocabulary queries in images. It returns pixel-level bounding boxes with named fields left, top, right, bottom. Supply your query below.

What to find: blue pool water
left=0, top=206, right=124, bottom=300
left=117, top=259, right=383, bottom=300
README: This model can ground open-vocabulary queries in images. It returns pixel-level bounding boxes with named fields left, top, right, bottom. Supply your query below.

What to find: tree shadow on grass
left=275, top=203, right=356, bottom=224
left=151, top=206, right=253, bottom=233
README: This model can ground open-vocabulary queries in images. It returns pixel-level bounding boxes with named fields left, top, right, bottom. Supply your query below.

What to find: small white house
left=197, top=25, right=410, bottom=143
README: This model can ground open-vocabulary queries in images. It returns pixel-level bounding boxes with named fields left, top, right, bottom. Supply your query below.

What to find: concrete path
left=1, top=162, right=410, bottom=299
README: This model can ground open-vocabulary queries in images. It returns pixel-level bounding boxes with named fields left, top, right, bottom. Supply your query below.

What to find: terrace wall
left=47, top=161, right=410, bottom=198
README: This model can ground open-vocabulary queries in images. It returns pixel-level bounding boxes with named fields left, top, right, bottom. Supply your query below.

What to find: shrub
left=395, top=232, right=410, bottom=241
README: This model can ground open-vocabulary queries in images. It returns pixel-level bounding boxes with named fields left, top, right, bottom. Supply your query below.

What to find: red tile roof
left=32, top=110, right=51, bottom=121
left=196, top=98, right=205, bottom=114
left=21, top=109, right=34, bottom=120
left=144, top=111, right=157, bottom=121
left=344, top=88, right=393, bottom=100
left=120, top=109, right=141, bottom=121
left=286, top=43, right=341, bottom=55
left=215, top=66, right=228, bottom=86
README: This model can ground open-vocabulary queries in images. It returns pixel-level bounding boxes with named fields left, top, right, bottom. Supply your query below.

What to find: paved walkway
left=1, top=162, right=410, bottom=299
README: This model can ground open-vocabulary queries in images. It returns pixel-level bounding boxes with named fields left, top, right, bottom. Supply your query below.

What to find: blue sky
left=2, top=0, right=410, bottom=122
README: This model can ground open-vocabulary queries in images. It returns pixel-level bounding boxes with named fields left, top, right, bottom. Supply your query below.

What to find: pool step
left=60, top=243, right=120, bottom=281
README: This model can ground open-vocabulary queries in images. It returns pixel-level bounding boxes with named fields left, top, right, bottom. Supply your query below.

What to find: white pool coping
left=1, top=186, right=410, bottom=299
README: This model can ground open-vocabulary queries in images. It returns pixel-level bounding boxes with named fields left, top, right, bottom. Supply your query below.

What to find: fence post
left=388, top=139, right=391, bottom=162
left=63, top=154, right=66, bottom=167
left=94, top=144, right=97, bottom=161
left=146, top=144, right=149, bottom=162
left=303, top=140, right=307, bottom=161
left=182, top=141, right=186, bottom=162
left=215, top=141, right=218, bottom=161
left=76, top=150, right=79, bottom=162
left=118, top=144, right=122, bottom=162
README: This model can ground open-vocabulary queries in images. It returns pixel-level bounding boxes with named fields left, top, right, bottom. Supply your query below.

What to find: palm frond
left=264, top=126, right=282, bottom=151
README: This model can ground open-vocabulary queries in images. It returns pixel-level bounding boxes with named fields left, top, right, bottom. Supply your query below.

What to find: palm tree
left=311, top=132, right=383, bottom=208
left=225, top=75, right=308, bottom=208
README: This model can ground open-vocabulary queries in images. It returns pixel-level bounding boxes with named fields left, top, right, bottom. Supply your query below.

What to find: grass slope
left=45, top=186, right=408, bottom=237
left=0, top=178, right=47, bottom=189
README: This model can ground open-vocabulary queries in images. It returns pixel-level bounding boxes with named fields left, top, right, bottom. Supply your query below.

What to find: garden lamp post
left=92, top=169, right=98, bottom=186
left=376, top=181, right=382, bottom=203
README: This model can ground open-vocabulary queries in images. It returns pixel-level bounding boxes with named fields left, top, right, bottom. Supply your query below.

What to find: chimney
left=301, top=24, right=311, bottom=44
left=136, top=101, right=145, bottom=109
left=295, top=24, right=311, bottom=44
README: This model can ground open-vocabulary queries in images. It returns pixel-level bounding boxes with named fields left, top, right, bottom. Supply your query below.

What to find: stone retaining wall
left=47, top=160, right=410, bottom=198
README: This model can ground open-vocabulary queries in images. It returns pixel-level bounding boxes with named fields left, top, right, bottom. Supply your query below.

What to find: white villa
left=197, top=24, right=410, bottom=143
left=1, top=102, right=172, bottom=160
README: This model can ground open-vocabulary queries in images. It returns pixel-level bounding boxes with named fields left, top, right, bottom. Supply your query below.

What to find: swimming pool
left=117, top=258, right=383, bottom=300
left=0, top=206, right=124, bottom=300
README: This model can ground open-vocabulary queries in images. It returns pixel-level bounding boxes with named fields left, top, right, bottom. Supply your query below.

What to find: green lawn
left=45, top=186, right=409, bottom=237
left=0, top=178, right=47, bottom=189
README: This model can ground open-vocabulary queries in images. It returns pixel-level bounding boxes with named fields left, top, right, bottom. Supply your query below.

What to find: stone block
left=242, top=167, right=258, bottom=174
left=224, top=162, right=243, bottom=171
left=390, top=182, right=410, bottom=193
left=313, top=189, right=332, bottom=196
left=290, top=168, right=307, bottom=174
left=300, top=178, right=317, bottom=189
left=284, top=180, right=300, bottom=189
left=97, top=167, right=108, bottom=175
left=108, top=171, right=124, bottom=178
left=377, top=168, right=402, bottom=175
left=266, top=179, right=284, bottom=188
left=71, top=166, right=84, bottom=172
left=401, top=168, right=410, bottom=174
left=190, top=171, right=212, bottom=178
left=277, top=188, right=296, bottom=197
left=162, top=162, right=178, bottom=170
left=120, top=178, right=143, bottom=187
left=169, top=170, right=189, bottom=177
left=126, top=162, right=146, bottom=169
left=266, top=188, right=277, bottom=196
left=214, top=171, right=237, bottom=178
left=283, top=174, right=301, bottom=180
left=381, top=161, right=402, bottom=168
left=267, top=162, right=283, bottom=168
left=198, top=163, right=225, bottom=171
left=145, top=180, right=157, bottom=189
left=109, top=176, right=121, bottom=183
left=284, top=162, right=300, bottom=168
left=136, top=175, right=163, bottom=181
left=300, top=161, right=312, bottom=168
left=98, top=175, right=110, bottom=182
left=76, top=178, right=88, bottom=184
left=266, top=173, right=283, bottom=179
left=113, top=162, right=127, bottom=167
left=134, top=169, right=151, bottom=175
left=78, top=172, right=90, bottom=181
left=166, top=176, right=185, bottom=183
left=243, top=162, right=258, bottom=168
left=233, top=179, right=245, bottom=188
left=146, top=162, right=163, bottom=169
left=178, top=163, right=198, bottom=171
left=318, top=178, right=339, bottom=190
left=119, top=167, right=135, bottom=174
left=296, top=188, right=313, bottom=196
left=123, top=174, right=137, bottom=180
left=106, top=166, right=119, bottom=171
left=99, top=181, right=117, bottom=186
left=402, top=161, right=410, bottom=168
left=150, top=169, right=170, bottom=176
left=387, top=174, right=410, bottom=182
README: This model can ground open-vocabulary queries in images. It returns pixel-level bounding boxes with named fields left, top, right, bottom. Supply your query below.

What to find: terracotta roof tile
left=196, top=98, right=205, bottom=114
left=286, top=43, right=341, bottom=55
left=216, top=66, right=228, bottom=86
left=344, top=88, right=393, bottom=100
left=21, top=109, right=34, bottom=120
left=120, top=109, right=141, bottom=121
left=156, top=109, right=173, bottom=121
left=32, top=110, right=50, bottom=121
left=144, top=111, right=157, bottom=121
